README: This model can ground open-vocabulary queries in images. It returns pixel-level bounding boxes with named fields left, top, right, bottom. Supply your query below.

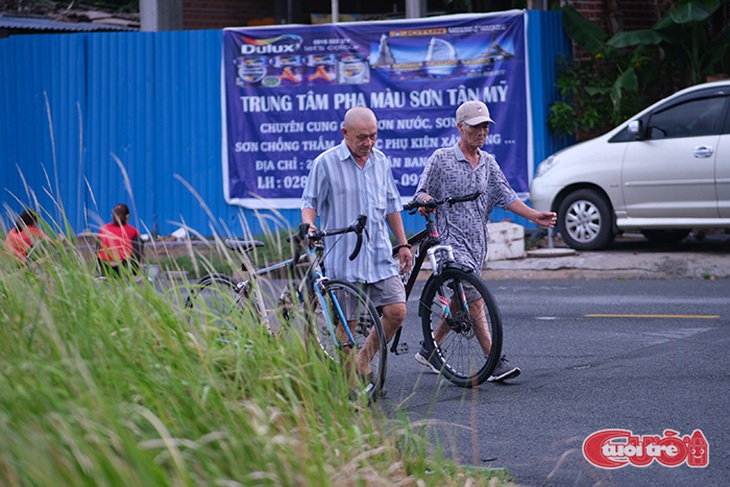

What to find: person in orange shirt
left=97, top=203, right=143, bottom=277
left=3, top=210, right=52, bottom=265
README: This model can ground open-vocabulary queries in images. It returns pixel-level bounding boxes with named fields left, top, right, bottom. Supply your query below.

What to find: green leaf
left=656, top=0, right=721, bottom=28
left=585, top=86, right=611, bottom=97
left=608, top=30, right=664, bottom=48
left=616, top=68, right=639, bottom=92
left=560, top=5, right=609, bottom=54
left=610, top=68, right=638, bottom=111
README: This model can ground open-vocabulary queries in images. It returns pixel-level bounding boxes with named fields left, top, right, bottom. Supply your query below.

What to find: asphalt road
left=380, top=278, right=730, bottom=486
left=170, top=234, right=729, bottom=485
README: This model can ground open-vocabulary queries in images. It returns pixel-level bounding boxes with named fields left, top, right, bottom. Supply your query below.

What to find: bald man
left=301, top=106, right=412, bottom=395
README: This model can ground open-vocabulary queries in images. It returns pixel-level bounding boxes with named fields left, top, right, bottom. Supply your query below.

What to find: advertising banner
left=222, top=11, right=530, bottom=208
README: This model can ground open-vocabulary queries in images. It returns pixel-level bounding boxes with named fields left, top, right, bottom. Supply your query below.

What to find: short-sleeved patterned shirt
left=301, top=139, right=402, bottom=283
left=415, top=144, right=518, bottom=272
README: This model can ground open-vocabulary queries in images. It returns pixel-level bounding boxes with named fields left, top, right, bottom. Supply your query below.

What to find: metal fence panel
left=1, top=12, right=570, bottom=239
left=1, top=34, right=86, bottom=233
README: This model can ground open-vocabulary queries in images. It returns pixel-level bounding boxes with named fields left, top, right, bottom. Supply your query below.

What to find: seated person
left=97, top=203, right=143, bottom=277
left=3, top=209, right=52, bottom=265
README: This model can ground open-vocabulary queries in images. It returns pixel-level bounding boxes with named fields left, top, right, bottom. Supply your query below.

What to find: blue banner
left=222, top=11, right=530, bottom=209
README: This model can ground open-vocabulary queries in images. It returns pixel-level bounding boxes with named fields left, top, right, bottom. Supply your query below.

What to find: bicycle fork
left=428, top=245, right=470, bottom=334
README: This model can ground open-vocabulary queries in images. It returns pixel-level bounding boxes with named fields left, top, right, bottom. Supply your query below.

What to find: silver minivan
left=530, top=80, right=730, bottom=250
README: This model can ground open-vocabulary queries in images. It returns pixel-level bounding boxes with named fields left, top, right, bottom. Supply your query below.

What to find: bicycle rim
left=185, top=274, right=267, bottom=340
left=305, top=279, right=387, bottom=403
left=419, top=267, right=503, bottom=387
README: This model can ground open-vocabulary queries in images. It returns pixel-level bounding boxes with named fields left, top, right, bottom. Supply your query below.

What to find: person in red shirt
left=3, top=210, right=52, bottom=265
left=97, top=203, right=143, bottom=277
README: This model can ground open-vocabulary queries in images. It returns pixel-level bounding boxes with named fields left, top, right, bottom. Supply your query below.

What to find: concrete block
left=486, top=222, right=525, bottom=263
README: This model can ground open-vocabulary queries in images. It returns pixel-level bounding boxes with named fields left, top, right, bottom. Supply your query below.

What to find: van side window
left=646, top=97, right=725, bottom=139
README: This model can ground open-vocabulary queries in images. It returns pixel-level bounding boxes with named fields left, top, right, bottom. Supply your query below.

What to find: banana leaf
left=560, top=5, right=609, bottom=54
left=655, top=0, right=720, bottom=29
left=608, top=30, right=664, bottom=48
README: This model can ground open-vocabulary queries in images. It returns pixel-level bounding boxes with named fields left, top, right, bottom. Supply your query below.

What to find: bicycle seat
left=223, top=239, right=265, bottom=253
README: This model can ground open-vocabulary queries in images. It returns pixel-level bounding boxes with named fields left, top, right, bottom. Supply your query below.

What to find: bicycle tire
left=418, top=266, right=503, bottom=387
left=185, top=273, right=269, bottom=338
left=302, top=279, right=387, bottom=403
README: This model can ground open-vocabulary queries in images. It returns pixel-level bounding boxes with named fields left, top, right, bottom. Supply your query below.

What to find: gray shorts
left=360, top=275, right=407, bottom=308
left=335, top=275, right=406, bottom=318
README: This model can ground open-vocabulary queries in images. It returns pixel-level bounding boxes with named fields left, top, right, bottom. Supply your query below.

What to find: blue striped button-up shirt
left=301, top=139, right=402, bottom=283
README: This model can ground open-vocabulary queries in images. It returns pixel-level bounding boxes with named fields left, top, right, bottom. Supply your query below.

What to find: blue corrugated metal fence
left=0, top=11, right=570, bottom=238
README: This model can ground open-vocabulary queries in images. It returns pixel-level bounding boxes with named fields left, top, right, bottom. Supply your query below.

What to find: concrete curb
left=484, top=249, right=730, bottom=280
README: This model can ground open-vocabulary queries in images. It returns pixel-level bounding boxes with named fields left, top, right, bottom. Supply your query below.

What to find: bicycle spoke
left=303, top=280, right=387, bottom=403
left=186, top=275, right=263, bottom=341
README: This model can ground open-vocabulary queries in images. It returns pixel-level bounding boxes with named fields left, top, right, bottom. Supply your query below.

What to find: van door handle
left=693, top=146, right=713, bottom=158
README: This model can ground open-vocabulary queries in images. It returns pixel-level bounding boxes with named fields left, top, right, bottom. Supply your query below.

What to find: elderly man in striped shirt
left=301, top=106, right=412, bottom=396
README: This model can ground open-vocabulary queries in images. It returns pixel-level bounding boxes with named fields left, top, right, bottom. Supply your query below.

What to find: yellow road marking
left=585, top=314, right=719, bottom=319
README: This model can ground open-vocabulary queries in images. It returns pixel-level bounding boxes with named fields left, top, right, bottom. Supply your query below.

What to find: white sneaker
left=487, top=355, right=521, bottom=382
left=414, top=348, right=440, bottom=374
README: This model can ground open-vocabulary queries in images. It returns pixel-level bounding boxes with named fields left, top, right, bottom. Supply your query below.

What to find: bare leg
left=468, top=298, right=492, bottom=354
left=336, top=320, right=359, bottom=383
left=356, top=301, right=406, bottom=375
left=430, top=297, right=492, bottom=355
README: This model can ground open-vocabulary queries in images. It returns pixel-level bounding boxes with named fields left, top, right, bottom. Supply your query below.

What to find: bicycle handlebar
left=402, top=192, right=481, bottom=212
left=290, top=214, right=368, bottom=267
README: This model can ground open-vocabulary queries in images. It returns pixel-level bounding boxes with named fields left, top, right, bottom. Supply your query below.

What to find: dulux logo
left=240, top=34, right=303, bottom=55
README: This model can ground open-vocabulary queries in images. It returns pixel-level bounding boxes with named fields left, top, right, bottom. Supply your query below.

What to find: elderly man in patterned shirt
left=301, top=106, right=413, bottom=396
left=413, top=100, right=557, bottom=382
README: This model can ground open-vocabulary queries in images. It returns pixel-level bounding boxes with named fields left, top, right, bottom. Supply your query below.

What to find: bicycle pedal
left=393, top=342, right=409, bottom=355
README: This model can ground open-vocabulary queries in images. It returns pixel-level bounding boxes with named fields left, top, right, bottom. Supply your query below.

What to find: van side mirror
left=627, top=120, right=642, bottom=140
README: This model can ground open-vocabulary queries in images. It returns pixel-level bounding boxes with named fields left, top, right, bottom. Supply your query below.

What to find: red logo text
left=583, top=429, right=708, bottom=469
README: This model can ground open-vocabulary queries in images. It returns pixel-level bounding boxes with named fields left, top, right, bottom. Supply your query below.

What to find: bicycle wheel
left=185, top=273, right=269, bottom=339
left=419, top=266, right=503, bottom=387
left=302, top=279, right=387, bottom=403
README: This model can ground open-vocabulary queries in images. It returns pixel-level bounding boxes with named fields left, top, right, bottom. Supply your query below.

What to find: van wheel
left=557, top=189, right=614, bottom=250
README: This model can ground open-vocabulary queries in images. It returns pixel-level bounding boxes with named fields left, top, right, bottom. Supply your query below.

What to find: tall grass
left=0, top=243, right=511, bottom=486
left=2, top=100, right=510, bottom=483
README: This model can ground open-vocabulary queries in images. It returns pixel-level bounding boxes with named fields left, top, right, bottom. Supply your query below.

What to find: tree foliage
left=549, top=0, right=729, bottom=139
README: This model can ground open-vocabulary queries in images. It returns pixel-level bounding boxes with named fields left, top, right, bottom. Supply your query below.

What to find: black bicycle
left=390, top=192, right=503, bottom=387
left=185, top=215, right=387, bottom=403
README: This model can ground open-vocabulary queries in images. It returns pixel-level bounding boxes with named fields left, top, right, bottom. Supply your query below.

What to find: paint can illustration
left=235, top=56, right=268, bottom=85
left=306, top=54, right=337, bottom=84
left=337, top=54, right=370, bottom=84
left=271, top=55, right=304, bottom=84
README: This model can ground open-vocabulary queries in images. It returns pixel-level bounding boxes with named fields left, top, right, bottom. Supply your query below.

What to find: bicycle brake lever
left=290, top=222, right=311, bottom=268
left=347, top=214, right=367, bottom=261
left=349, top=231, right=363, bottom=261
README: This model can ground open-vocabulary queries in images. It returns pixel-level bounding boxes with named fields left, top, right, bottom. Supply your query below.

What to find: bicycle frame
left=190, top=215, right=389, bottom=400
left=299, top=240, right=360, bottom=348
left=390, top=193, right=480, bottom=354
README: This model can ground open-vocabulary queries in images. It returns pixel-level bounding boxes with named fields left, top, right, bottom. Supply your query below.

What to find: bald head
left=342, top=106, right=378, bottom=165
left=344, top=106, right=376, bottom=130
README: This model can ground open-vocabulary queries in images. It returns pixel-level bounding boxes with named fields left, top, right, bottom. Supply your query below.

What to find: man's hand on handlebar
left=405, top=192, right=480, bottom=216
left=415, top=194, right=436, bottom=216
left=303, top=221, right=317, bottom=234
